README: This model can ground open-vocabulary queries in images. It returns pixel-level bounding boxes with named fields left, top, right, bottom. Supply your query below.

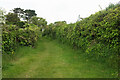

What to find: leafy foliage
left=29, top=16, right=47, bottom=27
left=2, top=25, right=18, bottom=54
left=24, top=9, right=37, bottom=21
left=43, top=4, right=120, bottom=68
left=12, top=8, right=24, bottom=19
left=2, top=3, right=119, bottom=77
left=17, top=24, right=40, bottom=46
left=2, top=24, right=40, bottom=54
left=12, top=8, right=37, bottom=21
left=5, top=13, right=20, bottom=25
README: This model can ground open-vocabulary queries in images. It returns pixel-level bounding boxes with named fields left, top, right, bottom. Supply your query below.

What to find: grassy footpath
left=2, top=38, right=117, bottom=78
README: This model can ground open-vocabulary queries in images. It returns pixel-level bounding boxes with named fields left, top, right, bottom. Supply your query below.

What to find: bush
left=2, top=24, right=18, bottom=54
left=17, top=24, right=40, bottom=46
left=43, top=4, right=120, bottom=67
left=2, top=24, right=40, bottom=54
left=16, top=21, right=26, bottom=28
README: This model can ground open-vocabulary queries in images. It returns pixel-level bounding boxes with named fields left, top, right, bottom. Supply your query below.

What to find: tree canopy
left=5, top=12, right=20, bottom=24
left=12, top=8, right=37, bottom=21
left=24, top=9, right=37, bottom=21
left=29, top=16, right=47, bottom=27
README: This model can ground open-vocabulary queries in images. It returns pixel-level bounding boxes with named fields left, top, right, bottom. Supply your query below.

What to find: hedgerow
left=2, top=25, right=18, bottom=54
left=2, top=24, right=41, bottom=54
left=17, top=24, right=40, bottom=46
left=42, top=4, right=120, bottom=67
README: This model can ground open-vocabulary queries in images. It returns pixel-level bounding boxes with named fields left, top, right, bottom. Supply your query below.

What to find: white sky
left=0, top=0, right=119, bottom=24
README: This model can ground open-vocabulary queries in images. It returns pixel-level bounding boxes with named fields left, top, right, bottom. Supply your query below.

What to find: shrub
left=43, top=4, right=120, bottom=67
left=2, top=24, right=40, bottom=54
left=17, top=24, right=40, bottom=46
left=2, top=24, right=18, bottom=54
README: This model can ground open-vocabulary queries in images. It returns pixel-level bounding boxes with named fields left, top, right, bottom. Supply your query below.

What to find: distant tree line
left=5, top=8, right=47, bottom=28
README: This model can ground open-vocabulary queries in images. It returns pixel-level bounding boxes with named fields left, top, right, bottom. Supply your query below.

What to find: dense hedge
left=43, top=4, right=120, bottom=67
left=2, top=24, right=41, bottom=54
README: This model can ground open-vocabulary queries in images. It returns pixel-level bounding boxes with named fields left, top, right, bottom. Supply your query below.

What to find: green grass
left=2, top=38, right=117, bottom=78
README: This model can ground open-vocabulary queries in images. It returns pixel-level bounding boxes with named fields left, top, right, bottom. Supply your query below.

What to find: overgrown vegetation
left=1, top=2, right=120, bottom=78
left=3, top=38, right=117, bottom=78
left=42, top=3, right=120, bottom=70
left=2, top=24, right=41, bottom=54
left=2, top=8, right=47, bottom=54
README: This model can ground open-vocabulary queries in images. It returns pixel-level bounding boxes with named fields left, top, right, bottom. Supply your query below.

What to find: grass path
left=3, top=38, right=116, bottom=78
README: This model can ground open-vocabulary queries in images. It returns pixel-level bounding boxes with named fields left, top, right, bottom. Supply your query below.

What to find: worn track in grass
left=2, top=38, right=116, bottom=78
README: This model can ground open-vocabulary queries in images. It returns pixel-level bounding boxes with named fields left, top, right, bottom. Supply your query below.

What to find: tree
left=11, top=8, right=37, bottom=21
left=13, top=8, right=24, bottom=14
left=5, top=13, right=20, bottom=24
left=24, top=9, right=37, bottom=21
left=106, top=3, right=115, bottom=11
left=29, top=16, right=47, bottom=27
left=12, top=8, right=24, bottom=19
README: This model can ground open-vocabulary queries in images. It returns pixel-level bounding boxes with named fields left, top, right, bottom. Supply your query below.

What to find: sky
left=0, top=0, right=120, bottom=24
